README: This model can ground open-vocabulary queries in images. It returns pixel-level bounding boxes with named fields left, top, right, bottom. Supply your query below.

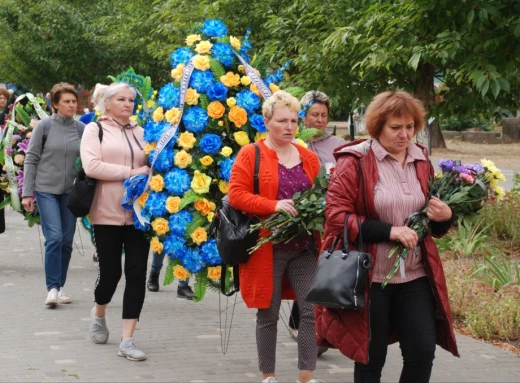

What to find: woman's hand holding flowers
left=390, top=226, right=418, bottom=249
left=426, top=197, right=452, bottom=222
left=130, top=166, right=151, bottom=177
left=21, top=197, right=34, bottom=212
left=275, top=199, right=298, bottom=217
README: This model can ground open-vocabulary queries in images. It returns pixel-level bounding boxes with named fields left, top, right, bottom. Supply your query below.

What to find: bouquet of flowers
left=382, top=158, right=506, bottom=287
left=248, top=165, right=332, bottom=253
left=0, top=93, right=48, bottom=226
left=130, top=19, right=315, bottom=301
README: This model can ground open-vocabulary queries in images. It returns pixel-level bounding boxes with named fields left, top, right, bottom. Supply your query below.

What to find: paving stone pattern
left=1, top=210, right=519, bottom=382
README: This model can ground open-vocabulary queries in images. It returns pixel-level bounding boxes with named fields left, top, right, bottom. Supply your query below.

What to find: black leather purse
left=305, top=214, right=373, bottom=310
left=210, top=143, right=260, bottom=296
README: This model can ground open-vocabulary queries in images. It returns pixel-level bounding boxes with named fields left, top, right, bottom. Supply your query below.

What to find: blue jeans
left=151, top=252, right=189, bottom=287
left=36, top=192, right=76, bottom=291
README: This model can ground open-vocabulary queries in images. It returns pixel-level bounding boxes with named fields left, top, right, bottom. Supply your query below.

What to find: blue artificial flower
left=183, top=247, right=205, bottom=274
left=164, top=168, right=191, bottom=196
left=249, top=114, right=267, bottom=133
left=200, top=238, right=221, bottom=266
left=206, top=82, right=228, bottom=102
left=219, top=157, right=235, bottom=182
left=158, top=83, right=180, bottom=109
left=169, top=210, right=193, bottom=237
left=164, top=234, right=188, bottom=260
left=211, top=43, right=234, bottom=67
left=240, top=31, right=252, bottom=62
left=182, top=106, right=209, bottom=134
left=189, top=70, right=215, bottom=93
left=199, top=134, right=223, bottom=154
left=170, top=47, right=194, bottom=69
left=235, top=89, right=261, bottom=114
left=142, top=192, right=169, bottom=219
left=122, top=175, right=148, bottom=211
left=150, top=143, right=175, bottom=172
left=144, top=121, right=169, bottom=143
left=201, top=19, right=228, bottom=38
left=133, top=213, right=151, bottom=232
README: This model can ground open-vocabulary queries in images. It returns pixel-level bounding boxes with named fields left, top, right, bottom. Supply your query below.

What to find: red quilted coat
left=315, top=139, right=459, bottom=364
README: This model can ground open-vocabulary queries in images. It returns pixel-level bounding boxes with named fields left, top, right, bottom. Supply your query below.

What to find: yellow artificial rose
left=220, top=72, right=241, bottom=87
left=137, top=192, right=149, bottom=208
left=152, top=107, right=164, bottom=122
left=165, top=107, right=181, bottom=124
left=250, top=83, right=261, bottom=96
left=149, top=174, right=165, bottom=192
left=129, top=116, right=137, bottom=121
left=255, top=132, right=269, bottom=141
left=185, top=34, right=201, bottom=46
left=194, top=198, right=216, bottom=216
left=190, top=227, right=208, bottom=245
left=229, top=106, right=248, bottom=128
left=226, top=97, right=236, bottom=107
left=173, top=265, right=191, bottom=281
left=195, top=40, right=213, bottom=54
left=150, top=237, right=164, bottom=254
left=269, top=83, right=280, bottom=93
left=296, top=138, right=308, bottom=148
left=238, top=65, right=245, bottom=73
left=221, top=146, right=233, bottom=157
left=218, top=180, right=229, bottom=194
left=191, top=170, right=212, bottom=194
left=171, top=64, right=185, bottom=82
left=185, top=88, right=199, bottom=105
left=165, top=196, right=182, bottom=214
left=178, top=131, right=197, bottom=150
left=229, top=36, right=241, bottom=49
left=241, top=76, right=251, bottom=86
left=151, top=218, right=169, bottom=236
left=174, top=150, right=193, bottom=169
left=233, top=131, right=250, bottom=146
left=147, top=100, right=156, bottom=108
left=218, top=121, right=224, bottom=127
left=207, top=101, right=225, bottom=119
left=207, top=211, right=215, bottom=222
left=193, top=54, right=211, bottom=71
left=200, top=156, right=214, bottom=167
left=207, top=266, right=222, bottom=281
left=144, top=142, right=157, bottom=155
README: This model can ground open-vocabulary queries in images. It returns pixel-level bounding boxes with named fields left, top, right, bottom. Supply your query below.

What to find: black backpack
left=66, top=122, right=103, bottom=217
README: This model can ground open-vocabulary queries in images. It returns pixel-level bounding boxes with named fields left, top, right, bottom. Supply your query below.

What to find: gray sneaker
left=118, top=338, right=147, bottom=361
left=90, top=307, right=109, bottom=344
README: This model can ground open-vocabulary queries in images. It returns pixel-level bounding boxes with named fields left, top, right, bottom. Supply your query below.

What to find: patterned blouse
left=274, top=162, right=315, bottom=252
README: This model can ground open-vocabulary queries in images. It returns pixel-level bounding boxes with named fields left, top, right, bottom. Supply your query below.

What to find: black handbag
left=210, top=143, right=260, bottom=296
left=305, top=214, right=373, bottom=310
left=67, top=122, right=103, bottom=217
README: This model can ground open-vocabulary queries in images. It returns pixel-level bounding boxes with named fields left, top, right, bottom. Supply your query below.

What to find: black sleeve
left=359, top=219, right=392, bottom=243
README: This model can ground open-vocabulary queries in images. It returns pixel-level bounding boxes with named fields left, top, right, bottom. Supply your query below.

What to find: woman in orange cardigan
left=229, top=91, right=321, bottom=383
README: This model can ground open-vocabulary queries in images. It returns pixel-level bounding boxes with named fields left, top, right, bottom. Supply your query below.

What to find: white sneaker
left=45, top=288, right=58, bottom=306
left=58, top=288, right=71, bottom=304
left=262, top=378, right=278, bottom=383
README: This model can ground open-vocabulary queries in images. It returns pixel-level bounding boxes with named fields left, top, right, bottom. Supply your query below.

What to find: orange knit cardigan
left=228, top=139, right=321, bottom=309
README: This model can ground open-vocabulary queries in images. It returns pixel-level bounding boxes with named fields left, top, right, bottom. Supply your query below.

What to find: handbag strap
left=253, top=143, right=260, bottom=195
left=357, top=157, right=369, bottom=253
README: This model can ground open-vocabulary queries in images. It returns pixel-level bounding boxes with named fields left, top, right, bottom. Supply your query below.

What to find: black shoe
left=318, top=346, right=329, bottom=356
left=92, top=252, right=98, bottom=263
left=177, top=285, right=195, bottom=300
left=147, top=272, right=160, bottom=292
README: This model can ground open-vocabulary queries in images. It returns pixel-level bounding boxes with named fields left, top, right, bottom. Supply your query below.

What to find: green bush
left=439, top=116, right=494, bottom=132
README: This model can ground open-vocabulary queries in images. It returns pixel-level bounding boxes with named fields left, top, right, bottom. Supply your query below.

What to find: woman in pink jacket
left=80, top=82, right=150, bottom=361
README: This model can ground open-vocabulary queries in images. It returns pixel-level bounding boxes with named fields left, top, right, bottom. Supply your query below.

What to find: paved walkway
left=1, top=210, right=519, bottom=383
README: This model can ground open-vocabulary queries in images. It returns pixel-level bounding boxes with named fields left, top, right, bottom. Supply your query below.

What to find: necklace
left=279, top=146, right=293, bottom=166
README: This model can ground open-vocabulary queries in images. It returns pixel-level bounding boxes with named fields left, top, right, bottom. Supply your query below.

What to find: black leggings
left=289, top=301, right=300, bottom=330
left=93, top=225, right=150, bottom=319
left=354, top=277, right=437, bottom=383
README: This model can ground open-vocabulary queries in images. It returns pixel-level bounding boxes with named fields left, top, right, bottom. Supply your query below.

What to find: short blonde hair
left=98, top=82, right=136, bottom=114
left=365, top=90, right=426, bottom=138
left=262, top=90, right=300, bottom=120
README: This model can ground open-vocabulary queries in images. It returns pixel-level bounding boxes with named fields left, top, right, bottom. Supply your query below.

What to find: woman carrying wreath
left=229, top=91, right=322, bottom=383
left=315, top=90, right=459, bottom=383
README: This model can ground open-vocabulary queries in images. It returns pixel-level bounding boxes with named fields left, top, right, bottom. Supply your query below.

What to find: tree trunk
left=414, top=63, right=446, bottom=150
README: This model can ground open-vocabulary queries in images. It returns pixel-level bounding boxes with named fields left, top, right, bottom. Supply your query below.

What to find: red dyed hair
left=365, top=90, right=426, bottom=138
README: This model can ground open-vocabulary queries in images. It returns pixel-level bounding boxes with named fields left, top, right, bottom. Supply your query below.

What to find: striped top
left=371, top=139, right=427, bottom=284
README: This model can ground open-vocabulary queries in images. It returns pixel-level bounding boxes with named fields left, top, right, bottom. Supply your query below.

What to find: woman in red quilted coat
left=315, top=91, right=459, bottom=383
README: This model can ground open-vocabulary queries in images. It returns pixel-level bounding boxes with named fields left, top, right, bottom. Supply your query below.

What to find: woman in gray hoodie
left=22, top=82, right=84, bottom=307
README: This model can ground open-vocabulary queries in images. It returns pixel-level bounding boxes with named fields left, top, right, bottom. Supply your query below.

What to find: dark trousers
left=289, top=301, right=300, bottom=329
left=93, top=225, right=150, bottom=319
left=354, top=277, right=437, bottom=383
